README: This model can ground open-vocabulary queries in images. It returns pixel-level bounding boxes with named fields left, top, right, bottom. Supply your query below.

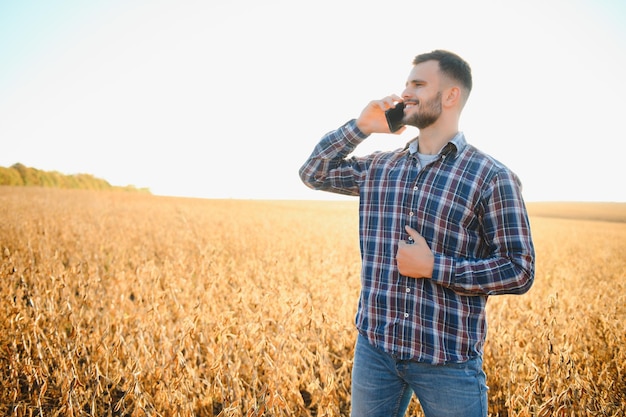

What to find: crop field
left=0, top=187, right=624, bottom=416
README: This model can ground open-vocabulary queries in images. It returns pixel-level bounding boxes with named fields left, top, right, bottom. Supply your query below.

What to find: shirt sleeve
left=299, top=119, right=370, bottom=196
left=431, top=169, right=536, bottom=296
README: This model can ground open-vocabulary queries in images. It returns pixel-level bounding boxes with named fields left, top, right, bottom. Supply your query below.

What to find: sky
left=1, top=0, right=625, bottom=202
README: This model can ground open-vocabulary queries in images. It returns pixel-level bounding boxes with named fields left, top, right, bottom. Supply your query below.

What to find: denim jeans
left=351, top=334, right=488, bottom=417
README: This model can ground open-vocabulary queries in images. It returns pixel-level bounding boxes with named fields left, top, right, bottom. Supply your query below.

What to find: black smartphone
left=385, top=102, right=405, bottom=132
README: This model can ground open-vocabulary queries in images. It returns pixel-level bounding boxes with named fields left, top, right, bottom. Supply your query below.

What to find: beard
left=404, top=92, right=442, bottom=129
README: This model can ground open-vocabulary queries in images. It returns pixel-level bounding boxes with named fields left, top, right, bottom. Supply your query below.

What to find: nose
left=400, top=87, right=412, bottom=101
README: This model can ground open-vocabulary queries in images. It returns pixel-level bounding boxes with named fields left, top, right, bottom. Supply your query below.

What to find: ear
left=442, top=86, right=461, bottom=108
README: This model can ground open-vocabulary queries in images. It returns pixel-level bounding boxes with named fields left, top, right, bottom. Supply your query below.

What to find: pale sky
left=1, top=0, right=625, bottom=202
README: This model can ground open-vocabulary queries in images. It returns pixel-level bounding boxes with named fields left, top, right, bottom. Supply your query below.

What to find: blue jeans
left=351, top=334, right=488, bottom=417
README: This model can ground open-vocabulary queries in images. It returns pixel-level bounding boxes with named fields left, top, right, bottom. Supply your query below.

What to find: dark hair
left=413, top=50, right=472, bottom=95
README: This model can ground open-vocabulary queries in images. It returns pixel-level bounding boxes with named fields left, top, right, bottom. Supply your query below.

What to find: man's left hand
left=396, top=225, right=435, bottom=278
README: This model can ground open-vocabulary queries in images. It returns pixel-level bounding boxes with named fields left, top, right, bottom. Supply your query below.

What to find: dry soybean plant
left=0, top=187, right=624, bottom=416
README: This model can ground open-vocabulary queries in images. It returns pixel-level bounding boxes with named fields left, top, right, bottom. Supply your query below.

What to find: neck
left=417, top=123, right=459, bottom=155
left=416, top=110, right=460, bottom=154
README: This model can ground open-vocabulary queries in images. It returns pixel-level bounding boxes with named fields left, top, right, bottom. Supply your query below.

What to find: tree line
left=0, top=163, right=150, bottom=193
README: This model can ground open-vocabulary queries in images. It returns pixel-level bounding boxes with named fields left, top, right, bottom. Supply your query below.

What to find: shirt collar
left=405, top=132, right=466, bottom=158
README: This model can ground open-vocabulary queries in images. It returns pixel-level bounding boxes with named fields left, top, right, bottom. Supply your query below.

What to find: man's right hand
left=355, top=95, right=406, bottom=135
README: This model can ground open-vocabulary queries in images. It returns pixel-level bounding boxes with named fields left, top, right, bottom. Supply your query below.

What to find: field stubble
left=0, top=187, right=624, bottom=416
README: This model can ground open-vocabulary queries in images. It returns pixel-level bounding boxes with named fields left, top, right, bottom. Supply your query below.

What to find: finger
left=405, top=225, right=419, bottom=237
left=390, top=94, right=403, bottom=104
left=404, top=225, right=423, bottom=245
left=382, top=95, right=403, bottom=110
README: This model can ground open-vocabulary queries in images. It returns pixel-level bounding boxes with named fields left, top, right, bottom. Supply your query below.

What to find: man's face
left=402, top=60, right=443, bottom=130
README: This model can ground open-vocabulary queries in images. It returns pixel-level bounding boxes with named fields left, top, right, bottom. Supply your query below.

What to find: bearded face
left=404, top=91, right=443, bottom=130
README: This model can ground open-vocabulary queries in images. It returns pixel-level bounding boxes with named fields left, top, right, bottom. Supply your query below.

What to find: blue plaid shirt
left=299, top=120, right=535, bottom=364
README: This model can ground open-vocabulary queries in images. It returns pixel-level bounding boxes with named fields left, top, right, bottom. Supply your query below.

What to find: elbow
left=511, top=270, right=534, bottom=295
left=299, top=162, right=330, bottom=191
left=298, top=162, right=312, bottom=184
left=298, top=165, right=320, bottom=190
left=507, top=257, right=535, bottom=295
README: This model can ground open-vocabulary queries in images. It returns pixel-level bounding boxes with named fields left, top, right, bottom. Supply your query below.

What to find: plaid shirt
left=299, top=120, right=535, bottom=364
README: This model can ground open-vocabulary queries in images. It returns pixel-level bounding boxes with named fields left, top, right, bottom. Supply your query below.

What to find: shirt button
left=409, top=211, right=414, bottom=216
left=406, top=288, right=411, bottom=293
left=413, top=186, right=418, bottom=191
left=404, top=313, right=410, bottom=318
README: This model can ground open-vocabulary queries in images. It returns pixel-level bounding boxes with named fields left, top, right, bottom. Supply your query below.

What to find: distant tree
left=0, top=167, right=24, bottom=186
left=70, top=173, right=111, bottom=190
left=38, top=171, right=57, bottom=187
left=12, top=163, right=40, bottom=185
left=46, top=171, right=65, bottom=188
left=0, top=163, right=149, bottom=194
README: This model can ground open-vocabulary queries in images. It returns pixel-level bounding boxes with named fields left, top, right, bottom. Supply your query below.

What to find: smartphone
left=385, top=102, right=405, bottom=132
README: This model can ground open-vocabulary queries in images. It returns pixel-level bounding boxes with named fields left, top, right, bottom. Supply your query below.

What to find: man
left=299, top=50, right=535, bottom=417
